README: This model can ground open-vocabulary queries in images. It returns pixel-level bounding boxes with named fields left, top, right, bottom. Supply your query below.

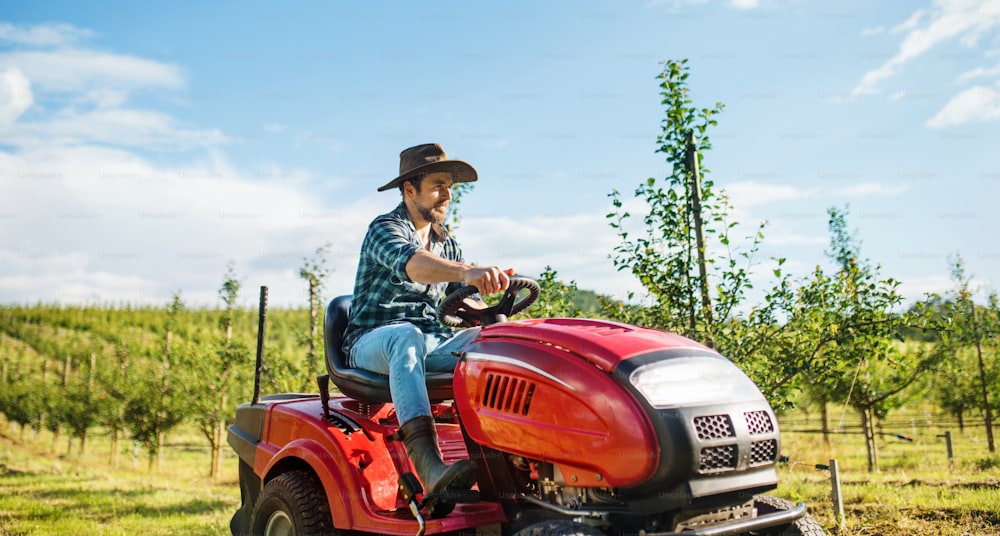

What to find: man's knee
left=387, top=324, right=428, bottom=363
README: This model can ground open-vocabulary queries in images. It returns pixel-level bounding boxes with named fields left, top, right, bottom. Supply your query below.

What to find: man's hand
left=464, top=266, right=514, bottom=295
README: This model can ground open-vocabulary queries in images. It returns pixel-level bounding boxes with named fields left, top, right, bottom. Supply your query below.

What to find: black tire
left=753, top=495, right=827, bottom=536
left=512, top=519, right=606, bottom=536
left=251, top=470, right=337, bottom=536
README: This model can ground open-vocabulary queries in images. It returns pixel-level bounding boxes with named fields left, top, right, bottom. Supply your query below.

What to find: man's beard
left=418, top=203, right=448, bottom=225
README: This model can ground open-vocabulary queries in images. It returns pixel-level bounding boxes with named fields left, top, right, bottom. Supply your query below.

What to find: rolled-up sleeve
left=366, top=218, right=421, bottom=282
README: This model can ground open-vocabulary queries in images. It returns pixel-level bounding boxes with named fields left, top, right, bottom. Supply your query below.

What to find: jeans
left=348, top=322, right=480, bottom=425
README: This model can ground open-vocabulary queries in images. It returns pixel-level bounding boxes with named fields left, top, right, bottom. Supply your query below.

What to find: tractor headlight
left=629, top=356, right=766, bottom=409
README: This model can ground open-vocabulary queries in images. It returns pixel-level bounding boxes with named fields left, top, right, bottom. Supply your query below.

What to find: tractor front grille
left=691, top=408, right=779, bottom=475
left=745, top=410, right=775, bottom=435
left=693, top=414, right=736, bottom=440
left=750, top=439, right=778, bottom=467
left=699, top=445, right=738, bottom=473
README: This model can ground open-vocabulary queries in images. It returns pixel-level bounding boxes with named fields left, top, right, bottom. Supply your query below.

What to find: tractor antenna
left=252, top=285, right=268, bottom=404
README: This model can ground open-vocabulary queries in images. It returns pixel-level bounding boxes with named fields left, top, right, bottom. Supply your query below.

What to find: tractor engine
left=453, top=318, right=782, bottom=527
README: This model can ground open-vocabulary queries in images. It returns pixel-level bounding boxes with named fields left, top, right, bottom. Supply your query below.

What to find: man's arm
left=405, top=249, right=513, bottom=295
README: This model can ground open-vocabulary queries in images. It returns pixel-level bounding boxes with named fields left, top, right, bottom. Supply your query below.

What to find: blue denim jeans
left=348, top=322, right=480, bottom=425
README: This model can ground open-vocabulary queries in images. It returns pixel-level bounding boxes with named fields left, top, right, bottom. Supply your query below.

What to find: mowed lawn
left=3, top=412, right=1000, bottom=535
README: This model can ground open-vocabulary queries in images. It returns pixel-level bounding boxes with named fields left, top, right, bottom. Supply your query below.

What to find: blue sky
left=1, top=0, right=999, bottom=308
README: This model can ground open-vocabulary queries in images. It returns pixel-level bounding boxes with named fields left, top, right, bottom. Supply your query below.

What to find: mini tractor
left=228, top=279, right=825, bottom=535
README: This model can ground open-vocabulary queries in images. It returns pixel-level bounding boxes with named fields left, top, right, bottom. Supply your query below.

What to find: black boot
left=399, top=416, right=476, bottom=496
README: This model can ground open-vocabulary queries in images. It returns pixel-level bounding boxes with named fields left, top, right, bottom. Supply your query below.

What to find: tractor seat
left=323, top=295, right=457, bottom=404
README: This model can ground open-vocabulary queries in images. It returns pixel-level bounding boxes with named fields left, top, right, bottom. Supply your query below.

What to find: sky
left=1, top=0, right=999, bottom=310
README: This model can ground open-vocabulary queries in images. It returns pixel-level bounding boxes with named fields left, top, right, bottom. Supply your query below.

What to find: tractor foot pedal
left=423, top=488, right=481, bottom=505
left=421, top=489, right=480, bottom=519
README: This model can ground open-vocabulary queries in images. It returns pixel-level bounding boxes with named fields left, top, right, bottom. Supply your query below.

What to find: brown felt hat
left=377, top=143, right=478, bottom=192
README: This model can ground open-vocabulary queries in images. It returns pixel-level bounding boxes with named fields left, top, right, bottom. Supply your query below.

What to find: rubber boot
left=399, top=416, right=476, bottom=496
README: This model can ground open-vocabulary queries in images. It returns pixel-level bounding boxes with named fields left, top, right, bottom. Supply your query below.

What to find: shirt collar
left=392, top=202, right=450, bottom=242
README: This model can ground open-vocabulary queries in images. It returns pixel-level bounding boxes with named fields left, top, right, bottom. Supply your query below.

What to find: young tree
left=99, top=327, right=134, bottom=467
left=792, top=207, right=934, bottom=470
left=299, top=243, right=333, bottom=385
left=63, top=352, right=100, bottom=457
left=447, top=182, right=475, bottom=233
left=605, top=59, right=802, bottom=407
left=940, top=255, right=998, bottom=452
left=184, top=262, right=251, bottom=478
left=125, top=292, right=187, bottom=471
left=529, top=266, right=583, bottom=319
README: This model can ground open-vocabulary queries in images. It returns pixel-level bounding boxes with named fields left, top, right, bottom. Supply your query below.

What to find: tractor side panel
left=258, top=401, right=406, bottom=527
left=455, top=339, right=659, bottom=488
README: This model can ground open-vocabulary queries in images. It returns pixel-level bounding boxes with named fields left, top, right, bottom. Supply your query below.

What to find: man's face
left=407, top=172, right=454, bottom=225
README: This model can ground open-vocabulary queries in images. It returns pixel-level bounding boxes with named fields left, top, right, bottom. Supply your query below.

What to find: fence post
left=942, top=430, right=954, bottom=465
left=830, top=458, right=845, bottom=530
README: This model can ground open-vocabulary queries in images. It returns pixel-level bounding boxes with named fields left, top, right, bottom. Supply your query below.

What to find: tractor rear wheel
left=753, top=495, right=827, bottom=536
left=251, top=470, right=336, bottom=536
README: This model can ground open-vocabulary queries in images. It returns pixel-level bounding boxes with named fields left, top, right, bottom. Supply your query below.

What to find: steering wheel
left=439, top=276, right=541, bottom=328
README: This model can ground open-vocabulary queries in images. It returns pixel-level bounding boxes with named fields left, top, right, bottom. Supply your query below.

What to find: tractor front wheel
left=511, top=519, right=606, bottom=536
left=251, top=470, right=336, bottom=536
left=753, top=495, right=827, bottom=536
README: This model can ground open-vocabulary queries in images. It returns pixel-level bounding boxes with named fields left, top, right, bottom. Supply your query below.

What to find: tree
left=62, top=353, right=100, bottom=457
left=125, top=292, right=187, bottom=472
left=299, top=243, right=333, bottom=385
left=790, top=207, right=934, bottom=470
left=98, top=325, right=135, bottom=468
left=447, top=182, right=475, bottom=233
left=940, top=255, right=998, bottom=452
left=529, top=266, right=583, bottom=319
left=185, top=262, right=251, bottom=478
left=605, top=59, right=802, bottom=407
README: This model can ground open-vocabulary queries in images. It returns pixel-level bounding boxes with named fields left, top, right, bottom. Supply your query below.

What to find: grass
left=776, top=410, right=1000, bottom=535
left=0, top=422, right=239, bottom=536
left=2, top=411, right=1000, bottom=535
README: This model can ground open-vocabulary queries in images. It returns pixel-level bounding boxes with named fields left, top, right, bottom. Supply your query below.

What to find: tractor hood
left=477, top=318, right=711, bottom=373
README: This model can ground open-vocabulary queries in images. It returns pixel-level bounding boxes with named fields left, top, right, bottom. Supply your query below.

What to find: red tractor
left=228, top=279, right=825, bottom=535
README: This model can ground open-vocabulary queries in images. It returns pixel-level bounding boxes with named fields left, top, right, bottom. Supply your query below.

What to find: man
left=343, top=143, right=513, bottom=498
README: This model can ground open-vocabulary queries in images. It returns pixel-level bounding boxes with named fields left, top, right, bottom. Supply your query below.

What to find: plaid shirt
left=343, top=203, right=464, bottom=352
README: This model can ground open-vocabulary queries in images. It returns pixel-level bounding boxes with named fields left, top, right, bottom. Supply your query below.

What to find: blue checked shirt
left=343, top=203, right=465, bottom=352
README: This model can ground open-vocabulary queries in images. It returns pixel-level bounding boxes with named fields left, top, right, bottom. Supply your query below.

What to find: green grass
left=776, top=410, right=1000, bottom=535
left=3, top=411, right=1000, bottom=535
left=0, top=423, right=239, bottom=536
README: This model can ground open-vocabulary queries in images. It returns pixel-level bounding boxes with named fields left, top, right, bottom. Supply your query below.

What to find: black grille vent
left=482, top=374, right=535, bottom=416
left=699, top=445, right=737, bottom=473
left=750, top=439, right=778, bottom=466
left=693, top=414, right=736, bottom=440
left=745, top=410, right=774, bottom=435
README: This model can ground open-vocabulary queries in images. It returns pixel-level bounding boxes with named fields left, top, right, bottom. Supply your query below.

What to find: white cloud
left=0, top=67, right=32, bottom=128
left=730, top=0, right=759, bottom=9
left=723, top=181, right=813, bottom=207
left=3, top=106, right=228, bottom=149
left=0, top=23, right=339, bottom=307
left=927, top=84, right=1000, bottom=126
left=0, top=22, right=93, bottom=47
left=897, top=273, right=953, bottom=303
left=459, top=211, right=638, bottom=301
left=0, top=143, right=345, bottom=306
left=0, top=50, right=183, bottom=94
left=854, top=0, right=1000, bottom=96
left=957, top=61, right=1000, bottom=83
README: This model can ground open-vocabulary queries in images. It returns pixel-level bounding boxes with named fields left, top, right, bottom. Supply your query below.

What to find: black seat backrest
left=323, top=296, right=456, bottom=404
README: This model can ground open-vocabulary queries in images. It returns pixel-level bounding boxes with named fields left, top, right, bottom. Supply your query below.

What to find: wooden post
left=830, top=459, right=845, bottom=530
left=942, top=431, right=954, bottom=465
left=686, top=130, right=712, bottom=338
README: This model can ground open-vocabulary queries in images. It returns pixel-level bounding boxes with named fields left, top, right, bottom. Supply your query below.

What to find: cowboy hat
left=377, top=143, right=478, bottom=192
